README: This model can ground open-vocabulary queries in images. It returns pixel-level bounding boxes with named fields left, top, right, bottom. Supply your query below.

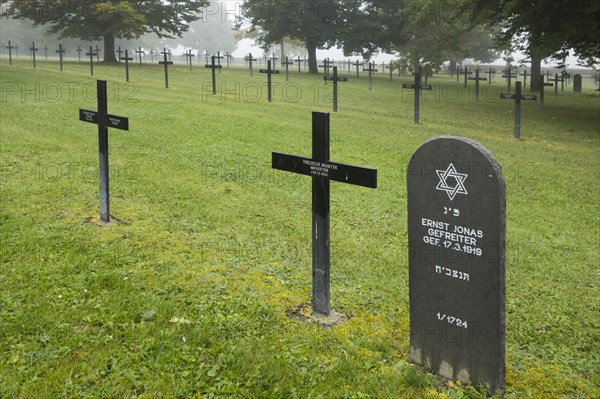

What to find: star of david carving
left=436, top=163, right=468, bottom=201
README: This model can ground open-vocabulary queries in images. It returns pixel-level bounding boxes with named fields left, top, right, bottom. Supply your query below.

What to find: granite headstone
left=407, top=136, right=506, bottom=394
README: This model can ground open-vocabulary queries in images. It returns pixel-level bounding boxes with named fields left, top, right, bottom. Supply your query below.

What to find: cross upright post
left=135, top=46, right=144, bottom=66
left=323, top=66, right=348, bottom=112
left=95, top=45, right=101, bottom=62
left=468, top=68, right=488, bottom=102
left=115, top=46, right=124, bottom=62
left=43, top=44, right=49, bottom=60
left=319, top=58, right=333, bottom=76
left=79, top=80, right=129, bottom=223
left=502, top=67, right=518, bottom=92
left=270, top=53, right=278, bottom=67
left=29, top=42, right=38, bottom=68
left=363, top=62, right=378, bottom=90
left=259, top=60, right=280, bottom=102
left=205, top=55, right=222, bottom=95
left=159, top=48, right=174, bottom=88
left=6, top=41, right=14, bottom=65
left=215, top=51, right=224, bottom=73
left=86, top=46, right=97, bottom=76
left=272, top=112, right=377, bottom=316
left=149, top=49, right=155, bottom=63
left=539, top=74, right=553, bottom=109
left=519, top=69, right=529, bottom=89
left=297, top=55, right=302, bottom=73
left=14, top=43, right=19, bottom=58
left=184, top=49, right=195, bottom=71
left=550, top=74, right=563, bottom=97
left=76, top=45, right=83, bottom=63
left=463, top=66, right=473, bottom=88
left=246, top=53, right=257, bottom=76
left=120, top=50, right=133, bottom=82
left=282, top=56, right=294, bottom=81
left=352, top=59, right=363, bottom=78
left=56, top=43, right=66, bottom=71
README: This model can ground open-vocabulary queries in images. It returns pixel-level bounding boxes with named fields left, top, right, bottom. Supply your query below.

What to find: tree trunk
left=307, top=41, right=318, bottom=74
left=529, top=51, right=542, bottom=92
left=103, top=33, right=117, bottom=63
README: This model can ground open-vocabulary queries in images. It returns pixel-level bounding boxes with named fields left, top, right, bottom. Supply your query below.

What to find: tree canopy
left=1, top=0, right=209, bottom=62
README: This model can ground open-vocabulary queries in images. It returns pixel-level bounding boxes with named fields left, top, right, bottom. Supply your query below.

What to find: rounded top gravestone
left=407, top=136, right=506, bottom=394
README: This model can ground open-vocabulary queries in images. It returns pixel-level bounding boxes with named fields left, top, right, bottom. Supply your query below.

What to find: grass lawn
left=1, top=57, right=599, bottom=399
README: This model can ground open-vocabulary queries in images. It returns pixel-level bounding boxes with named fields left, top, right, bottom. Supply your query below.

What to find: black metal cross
left=205, top=55, right=222, bottom=95
left=115, top=46, right=124, bottom=62
left=297, top=55, right=302, bottom=73
left=14, top=43, right=19, bottom=58
left=6, top=41, right=14, bottom=65
left=500, top=81, right=537, bottom=139
left=245, top=53, right=257, bottom=76
left=43, top=44, right=49, bottom=60
left=269, top=53, right=278, bottom=66
left=549, top=74, right=563, bottom=97
left=539, top=74, right=554, bottom=109
left=272, top=112, right=377, bottom=316
left=323, top=66, right=347, bottom=112
left=385, top=64, right=394, bottom=81
left=463, top=66, right=473, bottom=88
left=95, top=45, right=101, bottom=62
left=467, top=68, right=488, bottom=102
left=488, top=67, right=495, bottom=83
left=184, top=49, right=195, bottom=71
left=76, top=45, right=83, bottom=63
left=135, top=47, right=144, bottom=66
left=149, top=49, right=155, bottom=63
left=159, top=48, right=174, bottom=88
left=519, top=69, right=529, bottom=89
left=203, top=51, right=210, bottom=65
left=282, top=56, right=294, bottom=81
left=225, top=51, right=232, bottom=67
left=402, top=72, right=433, bottom=124
left=319, top=58, right=333, bottom=76
left=55, top=44, right=66, bottom=71
left=502, top=67, right=517, bottom=92
left=363, top=62, right=378, bottom=90
left=259, top=60, right=280, bottom=102
left=29, top=42, right=38, bottom=68
left=86, top=46, right=97, bottom=76
left=79, top=80, right=129, bottom=223
left=215, top=51, right=224, bottom=73
left=120, top=50, right=133, bottom=82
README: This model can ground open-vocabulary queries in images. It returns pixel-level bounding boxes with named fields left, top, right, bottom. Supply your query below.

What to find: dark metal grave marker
left=215, top=51, right=224, bottom=73
left=269, top=53, right=278, bottom=67
left=549, top=74, right=563, bottom=97
left=95, top=45, right=101, bottom=62
left=184, top=49, right=195, bottom=71
left=500, top=81, right=536, bottom=139
left=408, top=136, right=505, bottom=395
left=56, top=43, right=66, bottom=71
left=488, top=68, right=494, bottom=83
left=467, top=68, right=487, bottom=102
left=29, top=42, right=38, bottom=68
left=120, top=50, right=133, bottom=82
left=259, top=60, right=280, bottom=103
left=403, top=72, right=433, bottom=124
left=149, top=49, right=155, bottom=63
left=323, top=66, right=347, bottom=112
left=43, top=45, right=49, bottom=60
left=76, top=45, right=83, bottom=63
left=519, top=70, right=528, bottom=89
left=79, top=80, right=129, bottom=223
left=135, top=47, right=144, bottom=66
left=573, top=74, right=582, bottom=92
left=463, top=67, right=473, bottom=88
left=272, top=112, right=377, bottom=316
left=297, top=55, right=302, bottom=73
left=502, top=68, right=517, bottom=92
left=245, top=53, right=257, bottom=76
left=86, top=46, right=97, bottom=76
left=282, top=56, right=294, bottom=81
left=203, top=51, right=210, bottom=65
left=205, top=55, right=222, bottom=95
left=115, top=46, right=123, bottom=62
left=225, top=51, right=232, bottom=67
left=159, top=48, right=174, bottom=88
left=363, top=62, right=378, bottom=90
left=353, top=59, right=363, bottom=78
left=319, top=58, right=333, bottom=76
left=539, top=74, right=553, bottom=108
left=6, top=41, right=14, bottom=65
left=14, top=43, right=19, bottom=58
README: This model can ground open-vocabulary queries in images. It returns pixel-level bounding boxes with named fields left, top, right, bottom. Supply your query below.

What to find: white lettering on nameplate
left=303, top=159, right=338, bottom=178
left=435, top=265, right=470, bottom=281
left=421, top=218, right=484, bottom=256
left=437, top=312, right=468, bottom=328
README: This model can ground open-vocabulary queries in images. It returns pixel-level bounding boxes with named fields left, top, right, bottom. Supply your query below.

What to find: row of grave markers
left=79, top=79, right=507, bottom=394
